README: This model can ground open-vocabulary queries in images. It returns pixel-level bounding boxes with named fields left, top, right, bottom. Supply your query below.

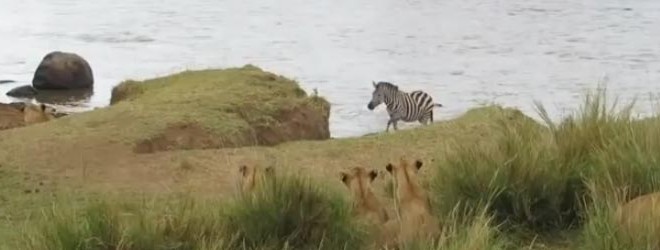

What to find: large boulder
left=32, top=51, right=94, bottom=90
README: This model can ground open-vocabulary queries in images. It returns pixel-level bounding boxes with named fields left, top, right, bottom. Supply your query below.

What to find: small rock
left=6, top=85, right=38, bottom=97
left=0, top=80, right=15, bottom=84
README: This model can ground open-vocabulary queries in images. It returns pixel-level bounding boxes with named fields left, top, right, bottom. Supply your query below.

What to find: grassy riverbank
left=1, top=66, right=659, bottom=249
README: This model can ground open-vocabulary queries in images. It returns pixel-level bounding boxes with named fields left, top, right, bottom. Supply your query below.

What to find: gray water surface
left=1, top=0, right=659, bottom=137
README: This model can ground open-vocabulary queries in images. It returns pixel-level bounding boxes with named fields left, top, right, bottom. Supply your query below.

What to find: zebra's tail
left=434, top=103, right=443, bottom=108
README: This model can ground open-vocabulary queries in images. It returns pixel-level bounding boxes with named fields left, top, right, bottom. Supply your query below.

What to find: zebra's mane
left=375, top=81, right=399, bottom=91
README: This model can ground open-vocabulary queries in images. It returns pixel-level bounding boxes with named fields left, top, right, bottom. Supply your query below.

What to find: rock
left=32, top=51, right=94, bottom=90
left=6, top=85, right=38, bottom=98
left=0, top=80, right=15, bottom=84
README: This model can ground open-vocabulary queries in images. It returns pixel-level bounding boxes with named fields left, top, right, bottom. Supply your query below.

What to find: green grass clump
left=430, top=113, right=582, bottom=232
left=429, top=86, right=660, bottom=236
left=23, top=200, right=124, bottom=250
left=18, top=172, right=367, bottom=250
left=221, top=171, right=366, bottom=250
left=538, top=87, right=660, bottom=199
left=18, top=196, right=229, bottom=250
left=400, top=207, right=510, bottom=250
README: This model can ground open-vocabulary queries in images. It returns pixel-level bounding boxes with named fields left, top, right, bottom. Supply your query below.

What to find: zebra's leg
left=387, top=118, right=399, bottom=132
left=419, top=113, right=432, bottom=125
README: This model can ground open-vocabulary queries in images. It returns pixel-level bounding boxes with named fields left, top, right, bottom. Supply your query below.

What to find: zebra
left=367, top=81, right=443, bottom=132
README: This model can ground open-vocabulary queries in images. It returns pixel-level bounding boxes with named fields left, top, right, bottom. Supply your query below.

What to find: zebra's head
left=367, top=81, right=397, bottom=110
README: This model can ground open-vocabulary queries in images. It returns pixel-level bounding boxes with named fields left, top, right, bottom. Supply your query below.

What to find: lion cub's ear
left=239, top=165, right=248, bottom=176
left=414, top=160, right=423, bottom=170
left=385, top=163, right=393, bottom=173
left=339, top=172, right=349, bottom=185
left=368, top=170, right=378, bottom=182
left=264, top=166, right=275, bottom=175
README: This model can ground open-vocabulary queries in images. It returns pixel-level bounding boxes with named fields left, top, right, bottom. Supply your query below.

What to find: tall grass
left=220, top=171, right=367, bottom=250
left=430, top=108, right=582, bottom=232
left=398, top=206, right=511, bottom=250
left=19, top=197, right=228, bottom=250
left=18, top=172, right=366, bottom=250
left=429, top=86, right=660, bottom=236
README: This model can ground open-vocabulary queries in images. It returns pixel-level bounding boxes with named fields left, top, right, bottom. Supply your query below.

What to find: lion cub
left=384, top=158, right=440, bottom=244
left=614, top=191, right=660, bottom=247
left=339, top=167, right=390, bottom=225
left=237, top=164, right=275, bottom=195
left=21, top=103, right=56, bottom=125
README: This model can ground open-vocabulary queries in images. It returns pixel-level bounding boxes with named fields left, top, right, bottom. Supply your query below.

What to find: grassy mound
left=0, top=64, right=330, bottom=155
left=112, top=64, right=330, bottom=152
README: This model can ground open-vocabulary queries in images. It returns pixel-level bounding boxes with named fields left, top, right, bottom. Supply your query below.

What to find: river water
left=1, top=0, right=659, bottom=138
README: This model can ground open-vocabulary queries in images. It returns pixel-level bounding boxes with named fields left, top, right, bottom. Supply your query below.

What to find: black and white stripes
left=367, top=81, right=443, bottom=132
